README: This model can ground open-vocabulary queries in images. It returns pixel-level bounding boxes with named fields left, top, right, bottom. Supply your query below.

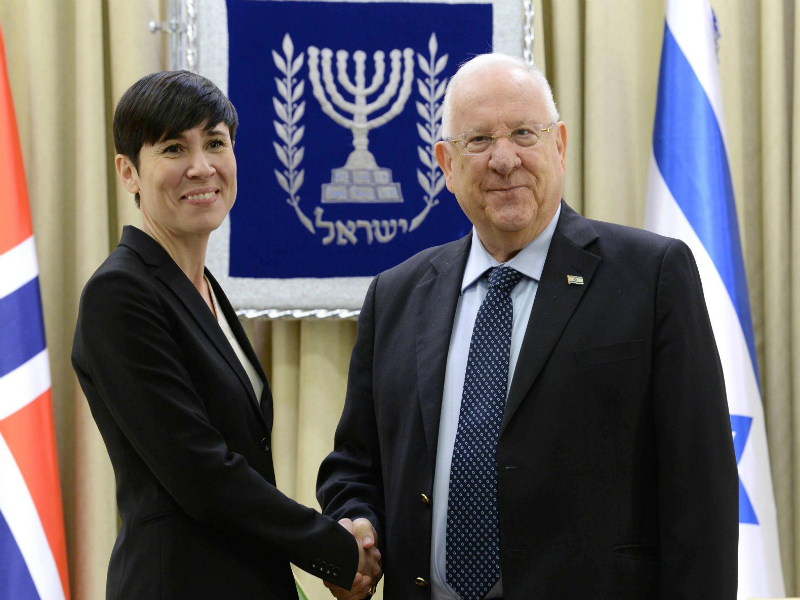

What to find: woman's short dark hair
left=113, top=70, right=238, bottom=207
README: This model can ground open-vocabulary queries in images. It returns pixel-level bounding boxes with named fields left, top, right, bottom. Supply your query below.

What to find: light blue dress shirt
left=430, top=204, right=561, bottom=600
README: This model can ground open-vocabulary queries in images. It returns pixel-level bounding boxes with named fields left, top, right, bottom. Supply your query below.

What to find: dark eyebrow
left=158, top=125, right=229, bottom=145
left=156, top=136, right=183, bottom=145
left=206, top=125, right=229, bottom=137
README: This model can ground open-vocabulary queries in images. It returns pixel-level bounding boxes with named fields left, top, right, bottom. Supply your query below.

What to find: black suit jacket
left=318, top=202, right=738, bottom=600
left=72, top=226, right=357, bottom=599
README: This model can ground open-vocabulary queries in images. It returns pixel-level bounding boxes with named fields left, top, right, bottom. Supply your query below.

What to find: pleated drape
left=1, top=0, right=798, bottom=597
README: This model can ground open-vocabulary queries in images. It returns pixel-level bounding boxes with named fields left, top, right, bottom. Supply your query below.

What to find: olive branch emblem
left=272, top=33, right=314, bottom=233
left=412, top=33, right=447, bottom=231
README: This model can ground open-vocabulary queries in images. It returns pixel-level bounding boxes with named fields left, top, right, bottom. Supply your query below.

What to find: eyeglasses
left=447, top=122, right=556, bottom=156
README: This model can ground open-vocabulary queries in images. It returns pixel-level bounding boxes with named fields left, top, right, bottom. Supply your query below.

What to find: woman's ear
left=115, top=154, right=140, bottom=195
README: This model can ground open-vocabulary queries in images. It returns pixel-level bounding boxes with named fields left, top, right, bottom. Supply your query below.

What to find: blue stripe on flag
left=0, top=508, right=41, bottom=599
left=0, top=278, right=46, bottom=378
left=653, top=23, right=758, bottom=380
left=730, top=414, right=758, bottom=524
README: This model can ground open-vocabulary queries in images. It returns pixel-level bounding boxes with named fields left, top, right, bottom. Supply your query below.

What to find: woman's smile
left=183, top=188, right=219, bottom=205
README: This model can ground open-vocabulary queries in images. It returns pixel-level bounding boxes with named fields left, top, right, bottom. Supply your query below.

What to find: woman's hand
left=324, top=518, right=382, bottom=599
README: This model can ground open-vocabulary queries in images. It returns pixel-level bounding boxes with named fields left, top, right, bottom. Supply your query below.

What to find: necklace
left=205, top=277, right=218, bottom=320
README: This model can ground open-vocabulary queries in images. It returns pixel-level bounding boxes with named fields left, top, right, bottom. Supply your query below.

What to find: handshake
left=325, top=518, right=383, bottom=600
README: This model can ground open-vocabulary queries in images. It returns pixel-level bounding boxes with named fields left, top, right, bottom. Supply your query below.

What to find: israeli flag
left=645, top=1, right=785, bottom=597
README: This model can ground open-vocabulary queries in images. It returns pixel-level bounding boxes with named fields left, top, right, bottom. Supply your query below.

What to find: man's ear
left=555, top=121, right=567, bottom=171
left=434, top=141, right=456, bottom=194
left=115, top=154, right=140, bottom=195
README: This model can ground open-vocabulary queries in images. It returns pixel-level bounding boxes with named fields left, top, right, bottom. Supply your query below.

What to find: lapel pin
left=567, top=275, right=584, bottom=285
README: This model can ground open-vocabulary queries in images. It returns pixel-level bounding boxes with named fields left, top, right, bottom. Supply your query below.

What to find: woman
left=72, top=71, right=377, bottom=599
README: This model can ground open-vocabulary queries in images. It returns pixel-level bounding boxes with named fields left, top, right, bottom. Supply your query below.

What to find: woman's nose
left=187, top=151, right=216, bottom=178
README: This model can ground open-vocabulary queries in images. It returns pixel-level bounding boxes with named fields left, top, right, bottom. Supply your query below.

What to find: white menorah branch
left=307, top=45, right=415, bottom=169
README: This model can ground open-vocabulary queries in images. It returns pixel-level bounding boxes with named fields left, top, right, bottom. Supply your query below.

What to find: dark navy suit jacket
left=318, top=202, right=738, bottom=600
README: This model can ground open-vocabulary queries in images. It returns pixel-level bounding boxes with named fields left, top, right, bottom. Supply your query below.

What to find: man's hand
left=324, top=518, right=382, bottom=599
left=351, top=518, right=381, bottom=585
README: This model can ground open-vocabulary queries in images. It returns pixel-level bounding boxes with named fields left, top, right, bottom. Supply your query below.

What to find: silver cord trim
left=186, top=0, right=198, bottom=72
left=523, top=0, right=535, bottom=67
left=236, top=308, right=361, bottom=320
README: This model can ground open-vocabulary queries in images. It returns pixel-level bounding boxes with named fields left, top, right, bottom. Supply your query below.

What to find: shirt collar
left=460, top=203, right=562, bottom=294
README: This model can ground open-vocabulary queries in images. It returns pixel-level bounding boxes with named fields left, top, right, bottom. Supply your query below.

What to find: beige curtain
left=1, top=0, right=797, bottom=598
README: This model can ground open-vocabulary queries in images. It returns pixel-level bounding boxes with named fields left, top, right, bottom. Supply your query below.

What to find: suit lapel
left=156, top=262, right=265, bottom=412
left=119, top=227, right=267, bottom=428
left=501, top=203, right=601, bottom=434
left=206, top=271, right=273, bottom=428
left=415, top=235, right=471, bottom=467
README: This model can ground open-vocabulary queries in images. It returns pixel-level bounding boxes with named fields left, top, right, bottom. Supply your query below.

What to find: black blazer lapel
left=415, top=235, right=471, bottom=468
left=207, top=271, right=273, bottom=428
left=502, top=203, right=601, bottom=433
left=119, top=227, right=268, bottom=429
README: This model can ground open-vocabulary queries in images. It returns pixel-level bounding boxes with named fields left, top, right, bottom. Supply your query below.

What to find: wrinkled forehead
left=450, top=66, right=548, bottom=132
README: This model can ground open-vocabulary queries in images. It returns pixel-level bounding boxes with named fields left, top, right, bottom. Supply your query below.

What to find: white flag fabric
left=645, top=1, right=785, bottom=597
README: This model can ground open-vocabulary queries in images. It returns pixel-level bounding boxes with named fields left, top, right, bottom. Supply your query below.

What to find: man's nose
left=487, top=136, right=521, bottom=174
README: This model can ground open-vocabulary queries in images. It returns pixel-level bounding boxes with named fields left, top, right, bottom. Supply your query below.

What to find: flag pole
left=148, top=0, right=198, bottom=72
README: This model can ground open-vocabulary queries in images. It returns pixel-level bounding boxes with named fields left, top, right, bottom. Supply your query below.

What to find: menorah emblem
left=307, top=45, right=415, bottom=203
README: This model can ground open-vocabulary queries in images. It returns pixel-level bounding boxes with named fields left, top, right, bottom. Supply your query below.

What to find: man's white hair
left=439, top=53, right=560, bottom=140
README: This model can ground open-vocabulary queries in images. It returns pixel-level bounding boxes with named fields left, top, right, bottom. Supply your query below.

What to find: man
left=318, top=54, right=738, bottom=600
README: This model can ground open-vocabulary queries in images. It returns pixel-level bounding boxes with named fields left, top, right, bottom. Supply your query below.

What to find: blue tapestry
left=226, top=0, right=492, bottom=278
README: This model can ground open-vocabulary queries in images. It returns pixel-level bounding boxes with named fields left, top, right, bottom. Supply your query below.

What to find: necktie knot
left=487, top=265, right=523, bottom=295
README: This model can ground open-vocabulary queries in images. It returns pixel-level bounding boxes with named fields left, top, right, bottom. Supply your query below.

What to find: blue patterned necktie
left=446, top=265, right=523, bottom=600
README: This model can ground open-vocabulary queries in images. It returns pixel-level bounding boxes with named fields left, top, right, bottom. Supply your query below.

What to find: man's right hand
left=325, top=518, right=382, bottom=600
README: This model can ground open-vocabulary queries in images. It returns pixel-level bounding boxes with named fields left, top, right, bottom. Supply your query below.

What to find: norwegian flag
left=0, top=23, right=70, bottom=600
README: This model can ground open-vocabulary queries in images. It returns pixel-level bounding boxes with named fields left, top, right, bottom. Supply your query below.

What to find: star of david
left=730, top=414, right=758, bottom=525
